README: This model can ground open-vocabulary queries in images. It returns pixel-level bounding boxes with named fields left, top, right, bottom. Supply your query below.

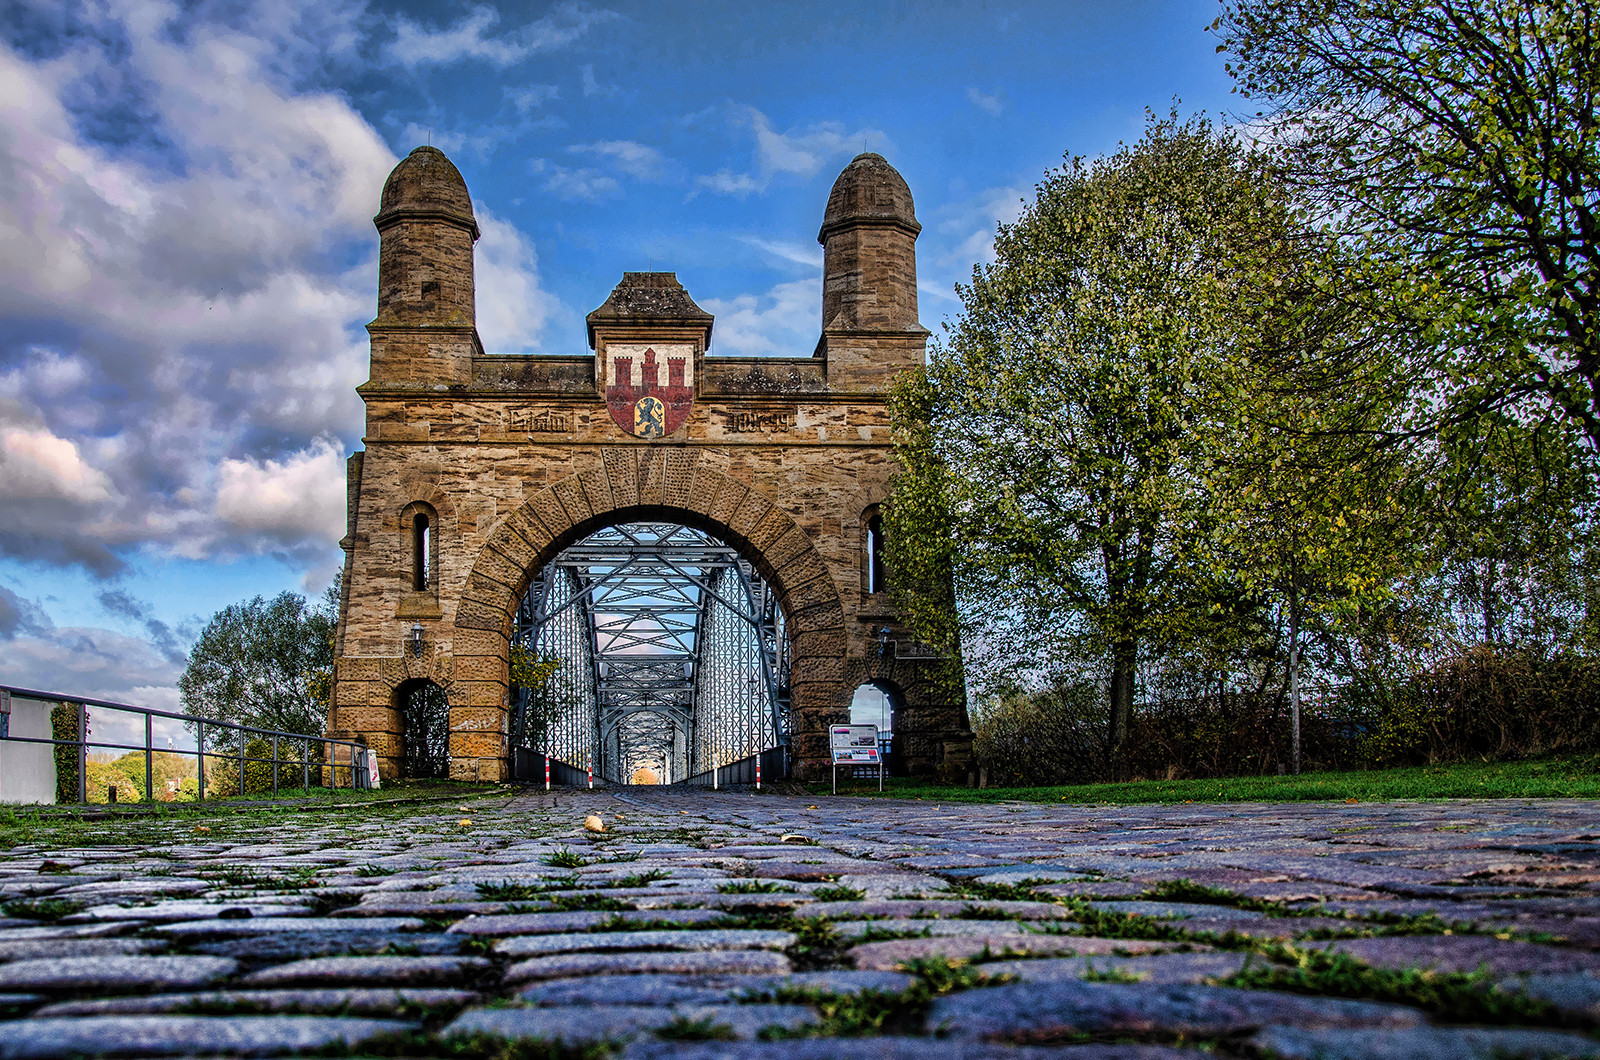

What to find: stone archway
left=445, top=455, right=847, bottom=781
left=330, top=146, right=971, bottom=784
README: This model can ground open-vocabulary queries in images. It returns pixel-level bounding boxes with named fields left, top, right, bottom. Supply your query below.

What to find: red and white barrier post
left=544, top=755, right=550, bottom=792
left=755, top=757, right=761, bottom=791
left=587, top=760, right=593, bottom=789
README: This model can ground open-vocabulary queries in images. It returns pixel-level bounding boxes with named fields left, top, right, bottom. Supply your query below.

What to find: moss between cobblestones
left=1219, top=945, right=1569, bottom=1027
left=1, top=896, right=85, bottom=921
left=933, top=874, right=1580, bottom=1028
left=751, top=956, right=1014, bottom=1038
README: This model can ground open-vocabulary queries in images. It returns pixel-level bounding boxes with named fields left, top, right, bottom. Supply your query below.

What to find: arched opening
left=850, top=680, right=900, bottom=772
left=509, top=520, right=790, bottom=784
left=403, top=503, right=437, bottom=593
left=865, top=511, right=886, bottom=595
left=397, top=680, right=449, bottom=779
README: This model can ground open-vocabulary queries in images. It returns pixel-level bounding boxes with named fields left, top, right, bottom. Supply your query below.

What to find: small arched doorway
left=849, top=680, right=900, bottom=773
left=396, top=680, right=450, bottom=779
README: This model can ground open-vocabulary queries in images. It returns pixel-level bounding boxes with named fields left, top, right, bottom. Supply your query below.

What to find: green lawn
left=812, top=756, right=1600, bottom=805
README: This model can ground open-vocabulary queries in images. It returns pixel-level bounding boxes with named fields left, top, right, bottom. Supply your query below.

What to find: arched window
left=412, top=513, right=431, bottom=591
left=402, top=503, right=438, bottom=592
left=865, top=512, right=886, bottom=595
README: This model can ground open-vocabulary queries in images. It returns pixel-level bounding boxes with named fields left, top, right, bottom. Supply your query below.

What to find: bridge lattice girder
left=512, top=523, right=788, bottom=783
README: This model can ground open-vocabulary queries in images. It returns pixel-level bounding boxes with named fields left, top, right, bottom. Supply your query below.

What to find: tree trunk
left=1288, top=588, right=1302, bottom=776
left=1108, top=637, right=1137, bottom=779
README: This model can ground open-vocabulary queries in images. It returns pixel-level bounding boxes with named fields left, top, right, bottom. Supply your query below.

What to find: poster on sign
left=830, top=724, right=883, bottom=792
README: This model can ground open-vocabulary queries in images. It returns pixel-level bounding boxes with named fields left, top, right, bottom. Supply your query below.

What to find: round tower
left=374, top=146, right=480, bottom=325
left=818, top=152, right=921, bottom=332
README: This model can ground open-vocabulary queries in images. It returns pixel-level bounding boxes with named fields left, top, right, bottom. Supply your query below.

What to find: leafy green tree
left=178, top=587, right=336, bottom=739
left=891, top=113, right=1307, bottom=770
left=1215, top=0, right=1600, bottom=453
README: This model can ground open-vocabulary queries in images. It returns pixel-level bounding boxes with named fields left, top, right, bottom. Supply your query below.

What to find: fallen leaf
left=458, top=818, right=472, bottom=827
left=1345, top=798, right=1359, bottom=804
left=780, top=834, right=811, bottom=844
left=458, top=805, right=471, bottom=812
left=193, top=826, right=211, bottom=833
left=584, top=814, right=605, bottom=833
left=807, top=805, right=818, bottom=810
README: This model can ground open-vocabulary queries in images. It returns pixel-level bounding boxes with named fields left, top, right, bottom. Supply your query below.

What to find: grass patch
left=478, top=879, right=580, bottom=901
left=2, top=896, right=83, bottom=922
left=355, top=864, right=399, bottom=878
left=754, top=956, right=1014, bottom=1038
left=812, top=885, right=866, bottom=902
left=1217, top=946, right=1561, bottom=1025
left=653, top=1016, right=736, bottom=1042
left=809, top=756, right=1600, bottom=805
left=718, top=880, right=798, bottom=895
left=544, top=848, right=587, bottom=869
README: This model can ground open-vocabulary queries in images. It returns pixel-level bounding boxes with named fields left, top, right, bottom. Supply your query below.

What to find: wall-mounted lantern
left=408, top=621, right=425, bottom=658
left=874, top=625, right=891, bottom=658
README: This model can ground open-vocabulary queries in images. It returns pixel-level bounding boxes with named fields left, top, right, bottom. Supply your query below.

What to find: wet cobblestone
left=1, top=788, right=1598, bottom=1056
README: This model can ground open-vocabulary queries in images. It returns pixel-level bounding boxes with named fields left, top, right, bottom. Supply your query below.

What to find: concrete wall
left=1, top=697, right=58, bottom=804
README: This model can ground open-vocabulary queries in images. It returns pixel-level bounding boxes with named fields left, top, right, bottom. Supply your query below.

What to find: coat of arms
left=605, top=344, right=694, bottom=439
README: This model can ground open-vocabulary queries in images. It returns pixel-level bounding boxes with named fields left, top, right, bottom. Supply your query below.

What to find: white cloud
left=534, top=158, right=622, bottom=201
left=386, top=3, right=614, bottom=68
left=215, top=438, right=347, bottom=547
left=967, top=87, right=1004, bottom=116
left=702, top=278, right=816, bottom=357
left=0, top=419, right=115, bottom=506
left=737, top=236, right=823, bottom=271
left=693, top=106, right=886, bottom=197
left=476, top=211, right=561, bottom=353
left=569, top=140, right=668, bottom=181
left=506, top=84, right=560, bottom=112
left=579, top=63, right=616, bottom=98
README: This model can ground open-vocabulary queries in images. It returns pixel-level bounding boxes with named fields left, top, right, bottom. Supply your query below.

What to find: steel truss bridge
left=509, top=522, right=790, bottom=784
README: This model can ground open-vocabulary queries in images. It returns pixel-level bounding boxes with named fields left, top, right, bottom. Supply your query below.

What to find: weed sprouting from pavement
left=812, top=884, right=866, bottom=902
left=717, top=880, right=797, bottom=894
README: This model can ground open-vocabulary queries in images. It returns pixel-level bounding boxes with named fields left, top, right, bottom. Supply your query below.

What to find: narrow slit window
left=866, top=514, right=886, bottom=594
left=413, top=513, right=431, bottom=591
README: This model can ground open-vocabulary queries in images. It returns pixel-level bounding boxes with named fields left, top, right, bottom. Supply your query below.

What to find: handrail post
left=197, top=721, right=206, bottom=801
left=77, top=701, right=87, bottom=804
left=238, top=724, right=245, bottom=798
left=145, top=713, right=153, bottom=802
left=302, top=738, right=309, bottom=792
left=272, top=734, right=279, bottom=797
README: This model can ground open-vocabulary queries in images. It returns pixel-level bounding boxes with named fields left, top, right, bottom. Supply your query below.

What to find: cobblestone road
left=3, top=788, right=1600, bottom=1058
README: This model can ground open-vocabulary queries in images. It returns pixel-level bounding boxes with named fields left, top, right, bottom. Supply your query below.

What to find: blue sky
left=0, top=0, right=1235, bottom=712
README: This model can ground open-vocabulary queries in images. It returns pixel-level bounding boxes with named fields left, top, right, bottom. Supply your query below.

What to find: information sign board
left=830, top=724, right=883, bottom=792
left=830, top=724, right=880, bottom=763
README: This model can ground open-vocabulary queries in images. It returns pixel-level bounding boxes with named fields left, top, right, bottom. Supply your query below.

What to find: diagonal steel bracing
left=510, top=523, right=789, bottom=783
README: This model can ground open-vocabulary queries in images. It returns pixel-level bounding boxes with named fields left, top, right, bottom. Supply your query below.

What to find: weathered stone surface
left=449, top=908, right=726, bottom=935
left=242, top=955, right=491, bottom=986
left=849, top=934, right=1187, bottom=970
left=448, top=1002, right=817, bottom=1043
left=518, top=969, right=915, bottom=1006
left=929, top=981, right=1427, bottom=1040
left=0, top=956, right=238, bottom=992
left=156, top=916, right=425, bottom=938
left=0, top=939, right=163, bottom=962
left=831, top=918, right=1026, bottom=940
left=1310, top=936, right=1600, bottom=976
left=979, top=953, right=1252, bottom=985
left=618, top=1041, right=1209, bottom=1060
left=1251, top=1025, right=1600, bottom=1059
left=34, top=987, right=479, bottom=1017
left=794, top=900, right=1072, bottom=920
left=505, top=949, right=792, bottom=983
left=0, top=1015, right=412, bottom=1058
left=494, top=929, right=793, bottom=957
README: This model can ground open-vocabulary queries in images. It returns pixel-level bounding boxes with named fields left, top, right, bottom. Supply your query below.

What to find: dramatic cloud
left=0, top=1, right=555, bottom=582
left=0, top=584, right=52, bottom=641
left=386, top=3, right=613, bottom=68
left=695, top=107, right=886, bottom=197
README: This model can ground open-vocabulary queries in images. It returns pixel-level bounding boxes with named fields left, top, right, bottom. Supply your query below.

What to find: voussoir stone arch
left=448, top=450, right=849, bottom=774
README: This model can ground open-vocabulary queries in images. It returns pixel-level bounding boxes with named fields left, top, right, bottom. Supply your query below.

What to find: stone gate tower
left=330, top=145, right=971, bottom=782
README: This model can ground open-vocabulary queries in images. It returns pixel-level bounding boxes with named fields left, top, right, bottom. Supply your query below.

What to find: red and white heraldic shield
left=605, top=343, right=694, bottom=439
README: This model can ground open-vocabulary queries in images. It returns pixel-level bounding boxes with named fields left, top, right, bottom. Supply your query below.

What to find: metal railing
left=0, top=684, right=372, bottom=804
left=676, top=744, right=787, bottom=789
